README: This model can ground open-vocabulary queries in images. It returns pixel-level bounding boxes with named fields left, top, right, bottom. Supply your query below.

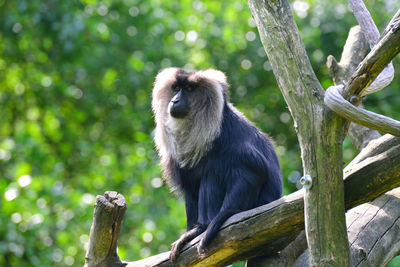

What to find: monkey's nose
left=171, top=94, right=180, bottom=103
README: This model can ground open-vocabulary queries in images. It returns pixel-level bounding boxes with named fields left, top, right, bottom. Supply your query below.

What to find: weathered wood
left=347, top=0, right=394, bottom=96
left=293, top=187, right=400, bottom=267
left=324, top=85, right=400, bottom=136
left=247, top=0, right=349, bottom=265
left=326, top=26, right=369, bottom=86
left=348, top=0, right=380, bottom=47
left=347, top=188, right=400, bottom=266
left=84, top=191, right=127, bottom=267
left=341, top=10, right=400, bottom=100
left=344, top=138, right=400, bottom=209
left=325, top=9, right=400, bottom=137
left=245, top=231, right=307, bottom=267
left=122, top=134, right=400, bottom=266
left=326, top=25, right=381, bottom=150
left=346, top=134, right=400, bottom=166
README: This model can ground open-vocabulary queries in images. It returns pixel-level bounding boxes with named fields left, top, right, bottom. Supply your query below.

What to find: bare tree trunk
left=247, top=0, right=349, bottom=265
left=84, top=191, right=127, bottom=267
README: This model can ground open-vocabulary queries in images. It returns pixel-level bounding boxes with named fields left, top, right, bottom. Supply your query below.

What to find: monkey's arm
left=185, top=189, right=199, bottom=231
left=170, top=182, right=201, bottom=261
left=197, top=168, right=261, bottom=255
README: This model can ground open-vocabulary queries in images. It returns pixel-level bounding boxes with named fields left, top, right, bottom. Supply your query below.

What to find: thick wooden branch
left=347, top=187, right=400, bottom=266
left=347, top=0, right=395, bottom=96
left=348, top=0, right=380, bottom=46
left=325, top=85, right=400, bottom=136
left=327, top=26, right=369, bottom=85
left=293, top=187, right=400, bottom=266
left=84, top=191, right=127, bottom=267
left=326, top=25, right=381, bottom=150
left=341, top=10, right=400, bottom=100
left=247, top=0, right=349, bottom=265
left=324, top=11, right=400, bottom=138
left=346, top=134, right=400, bottom=166
left=118, top=135, right=400, bottom=266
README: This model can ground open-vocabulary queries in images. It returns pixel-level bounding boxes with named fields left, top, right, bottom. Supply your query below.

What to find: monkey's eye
left=186, top=87, right=193, bottom=92
left=172, top=87, right=181, bottom=92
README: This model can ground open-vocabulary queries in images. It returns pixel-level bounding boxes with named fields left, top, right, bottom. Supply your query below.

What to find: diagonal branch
left=341, top=10, right=400, bottom=100
left=120, top=135, right=400, bottom=266
left=324, top=11, right=400, bottom=135
left=347, top=0, right=395, bottom=95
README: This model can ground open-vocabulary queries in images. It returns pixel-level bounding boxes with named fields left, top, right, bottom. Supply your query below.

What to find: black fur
left=170, top=98, right=282, bottom=256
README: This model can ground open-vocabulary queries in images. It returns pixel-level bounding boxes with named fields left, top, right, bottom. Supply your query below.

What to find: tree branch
left=116, top=135, right=400, bottom=266
left=341, top=10, right=400, bottom=100
left=293, top=187, right=400, bottom=266
left=346, top=134, right=400, bottom=166
left=347, top=0, right=395, bottom=96
left=324, top=85, right=400, bottom=136
left=247, top=0, right=349, bottom=265
left=347, top=187, right=400, bottom=266
left=324, top=10, right=400, bottom=136
left=326, top=26, right=369, bottom=86
left=326, top=25, right=381, bottom=150
left=84, top=191, right=127, bottom=267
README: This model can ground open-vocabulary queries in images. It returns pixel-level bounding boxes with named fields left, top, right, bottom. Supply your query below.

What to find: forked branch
left=325, top=11, right=400, bottom=135
left=341, top=10, right=400, bottom=100
left=347, top=0, right=395, bottom=95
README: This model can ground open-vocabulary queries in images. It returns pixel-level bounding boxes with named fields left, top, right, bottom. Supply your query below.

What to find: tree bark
left=326, top=25, right=381, bottom=151
left=346, top=0, right=394, bottom=96
left=84, top=191, right=127, bottom=267
left=324, top=11, right=400, bottom=137
left=324, top=85, right=400, bottom=136
left=293, top=187, right=400, bottom=267
left=347, top=187, right=400, bottom=266
left=341, top=10, right=400, bottom=100
left=247, top=0, right=349, bottom=265
left=119, top=135, right=400, bottom=266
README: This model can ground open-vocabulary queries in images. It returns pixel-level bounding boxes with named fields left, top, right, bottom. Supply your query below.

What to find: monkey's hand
left=170, top=226, right=205, bottom=261
left=170, top=238, right=185, bottom=262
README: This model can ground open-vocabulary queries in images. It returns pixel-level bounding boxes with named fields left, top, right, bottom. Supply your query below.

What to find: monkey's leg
left=198, top=174, right=261, bottom=255
left=170, top=225, right=206, bottom=261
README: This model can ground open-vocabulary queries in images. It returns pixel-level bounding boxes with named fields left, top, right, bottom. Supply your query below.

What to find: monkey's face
left=168, top=84, right=193, bottom=119
left=152, top=67, right=228, bottom=123
left=152, top=67, right=228, bottom=167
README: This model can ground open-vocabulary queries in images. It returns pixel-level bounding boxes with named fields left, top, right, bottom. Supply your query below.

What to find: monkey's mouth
left=169, top=103, right=189, bottom=118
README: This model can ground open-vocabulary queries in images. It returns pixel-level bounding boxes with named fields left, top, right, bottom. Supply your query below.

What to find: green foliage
left=0, top=0, right=398, bottom=266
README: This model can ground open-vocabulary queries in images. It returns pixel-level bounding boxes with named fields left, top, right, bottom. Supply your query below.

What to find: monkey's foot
left=197, top=239, right=208, bottom=258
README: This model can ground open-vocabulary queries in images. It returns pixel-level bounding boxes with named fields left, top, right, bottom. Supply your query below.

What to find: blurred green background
left=0, top=0, right=399, bottom=266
